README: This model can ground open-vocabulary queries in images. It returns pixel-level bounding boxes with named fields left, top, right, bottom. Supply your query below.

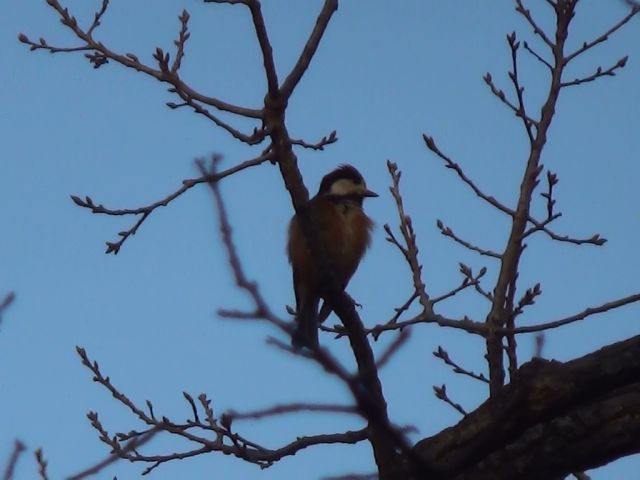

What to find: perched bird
left=287, top=165, right=378, bottom=348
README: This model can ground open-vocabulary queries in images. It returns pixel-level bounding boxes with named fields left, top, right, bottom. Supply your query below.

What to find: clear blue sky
left=2, top=1, right=640, bottom=479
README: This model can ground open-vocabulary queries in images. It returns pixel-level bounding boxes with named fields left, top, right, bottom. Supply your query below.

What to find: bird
left=287, top=165, right=378, bottom=349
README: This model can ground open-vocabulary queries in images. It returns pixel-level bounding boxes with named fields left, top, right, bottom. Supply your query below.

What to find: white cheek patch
left=329, top=179, right=366, bottom=196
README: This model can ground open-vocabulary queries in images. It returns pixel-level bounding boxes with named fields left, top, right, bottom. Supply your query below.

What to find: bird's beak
left=363, top=189, right=378, bottom=198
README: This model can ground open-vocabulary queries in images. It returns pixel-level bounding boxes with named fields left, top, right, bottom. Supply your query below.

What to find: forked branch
left=69, top=151, right=273, bottom=254
left=73, top=346, right=370, bottom=475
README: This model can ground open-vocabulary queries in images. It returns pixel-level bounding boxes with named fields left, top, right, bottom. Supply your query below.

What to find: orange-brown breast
left=287, top=196, right=373, bottom=291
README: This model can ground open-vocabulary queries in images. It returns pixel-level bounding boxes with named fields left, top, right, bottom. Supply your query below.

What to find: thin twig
left=503, top=292, right=640, bottom=334
left=2, top=440, right=26, bottom=480
left=436, top=220, right=501, bottom=259
left=70, top=151, right=273, bottom=254
left=291, top=130, right=338, bottom=150
left=561, top=56, right=628, bottom=88
left=87, top=0, right=108, bottom=36
left=370, top=311, right=486, bottom=338
left=205, top=0, right=279, bottom=94
left=67, top=429, right=159, bottom=480
left=433, top=346, right=489, bottom=384
left=564, top=6, right=640, bottom=64
left=387, top=291, right=419, bottom=323
left=507, top=31, right=536, bottom=142
left=433, top=384, right=467, bottom=416
left=424, top=135, right=605, bottom=247
left=279, top=0, right=339, bottom=99
left=385, top=161, right=431, bottom=311
left=423, top=135, right=516, bottom=217
left=34, top=449, right=48, bottom=480
left=523, top=41, right=553, bottom=70
left=75, top=345, right=366, bottom=472
left=247, top=1, right=279, bottom=94
left=483, top=72, right=524, bottom=123
left=225, top=403, right=358, bottom=421
left=432, top=264, right=488, bottom=305
left=197, top=156, right=285, bottom=327
left=0, top=292, right=15, bottom=328
left=375, top=329, right=411, bottom=369
left=19, top=0, right=263, bottom=121
left=515, top=0, right=554, bottom=48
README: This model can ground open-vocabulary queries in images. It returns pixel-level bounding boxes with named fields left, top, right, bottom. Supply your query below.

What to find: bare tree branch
left=433, top=384, right=468, bottom=417
left=423, top=135, right=517, bottom=218
left=436, top=220, right=502, bottom=259
left=425, top=135, right=606, bottom=248
left=0, top=292, right=15, bottom=328
left=19, top=1, right=263, bottom=120
left=523, top=41, right=553, bottom=70
left=561, top=56, right=628, bottom=88
left=375, top=329, right=411, bottom=370
left=18, top=1, right=640, bottom=478
left=225, top=403, right=358, bottom=421
left=370, top=311, right=486, bottom=338
left=415, top=336, right=640, bottom=478
left=2, top=440, right=26, bottom=480
left=74, top=345, right=370, bottom=474
left=199, top=156, right=423, bottom=478
left=67, top=428, right=159, bottom=480
left=279, top=0, right=339, bottom=99
left=564, top=5, right=640, bottom=64
left=204, top=0, right=279, bottom=93
left=433, top=346, right=489, bottom=384
left=385, top=161, right=431, bottom=311
left=504, top=292, right=640, bottom=334
left=34, top=449, right=48, bottom=480
left=69, top=151, right=273, bottom=254
left=515, top=0, right=554, bottom=48
left=291, top=130, right=338, bottom=150
left=506, top=32, right=536, bottom=142
left=431, top=264, right=489, bottom=305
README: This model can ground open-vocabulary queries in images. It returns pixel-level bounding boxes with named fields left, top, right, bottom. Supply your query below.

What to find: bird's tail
left=292, top=296, right=320, bottom=349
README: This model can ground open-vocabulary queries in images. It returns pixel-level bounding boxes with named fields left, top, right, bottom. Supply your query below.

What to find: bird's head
left=317, top=165, right=378, bottom=201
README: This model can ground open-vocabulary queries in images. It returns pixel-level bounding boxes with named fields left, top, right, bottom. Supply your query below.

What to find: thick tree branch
left=485, top=0, right=571, bottom=394
left=456, top=385, right=640, bottom=479
left=414, top=335, right=640, bottom=479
